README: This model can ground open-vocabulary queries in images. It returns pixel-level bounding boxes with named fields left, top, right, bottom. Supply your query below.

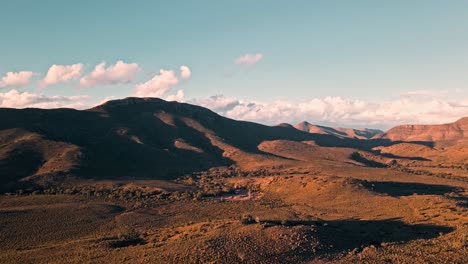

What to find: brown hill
left=378, top=117, right=468, bottom=147
left=0, top=97, right=393, bottom=190
left=1, top=99, right=467, bottom=263
left=2, top=97, right=464, bottom=191
left=294, top=121, right=383, bottom=139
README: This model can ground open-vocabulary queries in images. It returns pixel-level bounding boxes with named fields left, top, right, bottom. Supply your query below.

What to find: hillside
left=0, top=97, right=391, bottom=190
left=378, top=117, right=468, bottom=147
left=1, top=98, right=466, bottom=191
left=0, top=98, right=467, bottom=263
left=294, top=121, right=383, bottom=139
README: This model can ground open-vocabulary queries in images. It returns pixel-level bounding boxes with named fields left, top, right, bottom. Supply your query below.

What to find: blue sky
left=1, top=1, right=468, bottom=128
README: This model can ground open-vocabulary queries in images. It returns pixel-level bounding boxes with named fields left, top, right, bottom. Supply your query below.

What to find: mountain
left=1, top=97, right=465, bottom=191
left=1, top=98, right=467, bottom=263
left=294, top=121, right=383, bottom=139
left=0, top=97, right=387, bottom=190
left=371, top=117, right=468, bottom=166
left=378, top=117, right=468, bottom=147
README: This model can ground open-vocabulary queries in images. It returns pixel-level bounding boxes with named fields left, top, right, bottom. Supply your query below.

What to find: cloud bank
left=0, top=89, right=90, bottom=109
left=192, top=95, right=468, bottom=129
left=1, top=87, right=466, bottom=129
left=1, top=62, right=466, bottom=129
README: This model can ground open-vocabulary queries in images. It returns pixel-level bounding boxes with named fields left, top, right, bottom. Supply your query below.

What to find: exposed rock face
left=379, top=117, right=468, bottom=146
left=294, top=121, right=383, bottom=139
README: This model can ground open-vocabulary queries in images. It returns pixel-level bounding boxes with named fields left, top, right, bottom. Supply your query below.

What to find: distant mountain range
left=377, top=117, right=468, bottom=147
left=282, top=118, right=467, bottom=146
left=0, top=97, right=466, bottom=190
left=292, top=121, right=383, bottom=139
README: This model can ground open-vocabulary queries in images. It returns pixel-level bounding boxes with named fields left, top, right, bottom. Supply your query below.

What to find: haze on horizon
left=1, top=0, right=468, bottom=129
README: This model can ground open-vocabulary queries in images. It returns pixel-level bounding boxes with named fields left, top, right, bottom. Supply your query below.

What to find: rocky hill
left=294, top=121, right=383, bottom=139
left=0, top=98, right=382, bottom=189
left=378, top=117, right=468, bottom=147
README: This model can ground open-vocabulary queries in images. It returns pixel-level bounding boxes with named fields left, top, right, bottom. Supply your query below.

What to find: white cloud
left=39, top=64, right=83, bottom=88
left=0, top=71, right=34, bottom=88
left=235, top=53, right=264, bottom=65
left=97, top=95, right=116, bottom=105
left=80, top=60, right=140, bottom=87
left=4, top=84, right=466, bottom=129
left=192, top=95, right=468, bottom=129
left=180, top=65, right=191, bottom=79
left=166, top=90, right=185, bottom=102
left=134, top=69, right=179, bottom=97
left=192, top=95, right=240, bottom=112
left=133, top=66, right=191, bottom=98
left=0, top=89, right=90, bottom=109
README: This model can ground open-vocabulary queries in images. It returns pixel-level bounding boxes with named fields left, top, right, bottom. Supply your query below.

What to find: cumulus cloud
left=133, top=66, right=191, bottom=98
left=235, top=53, right=264, bottom=65
left=192, top=95, right=240, bottom=112
left=166, top=90, right=185, bottom=102
left=80, top=61, right=140, bottom=87
left=0, top=89, right=91, bottom=109
left=39, top=64, right=83, bottom=88
left=0, top=71, right=34, bottom=88
left=192, top=95, right=468, bottom=129
left=180, top=65, right=191, bottom=79
left=134, top=69, right=179, bottom=97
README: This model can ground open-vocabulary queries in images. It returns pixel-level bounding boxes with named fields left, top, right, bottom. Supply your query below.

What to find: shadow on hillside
left=359, top=181, right=461, bottom=197
left=207, top=118, right=436, bottom=156
left=349, top=152, right=387, bottom=168
left=372, top=150, right=431, bottom=161
left=250, top=218, right=453, bottom=258
left=0, top=106, right=234, bottom=181
left=448, top=195, right=468, bottom=208
left=312, top=219, right=453, bottom=256
left=0, top=149, right=43, bottom=186
left=0, top=100, right=436, bottom=182
left=316, top=126, right=349, bottom=137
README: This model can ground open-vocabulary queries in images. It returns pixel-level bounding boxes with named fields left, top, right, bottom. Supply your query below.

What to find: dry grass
left=0, top=99, right=466, bottom=263
left=0, top=167, right=467, bottom=263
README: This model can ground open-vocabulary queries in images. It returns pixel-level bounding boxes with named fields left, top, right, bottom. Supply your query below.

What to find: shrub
left=240, top=214, right=255, bottom=225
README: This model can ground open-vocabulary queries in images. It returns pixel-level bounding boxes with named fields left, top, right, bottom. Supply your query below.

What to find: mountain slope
left=378, top=117, right=468, bottom=147
left=0, top=98, right=386, bottom=189
left=294, top=121, right=383, bottom=139
left=2, top=97, right=462, bottom=190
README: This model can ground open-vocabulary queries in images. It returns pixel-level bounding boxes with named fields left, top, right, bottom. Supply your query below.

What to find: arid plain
left=0, top=98, right=466, bottom=263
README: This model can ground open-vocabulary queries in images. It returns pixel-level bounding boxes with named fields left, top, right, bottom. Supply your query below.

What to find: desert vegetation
left=0, top=99, right=467, bottom=263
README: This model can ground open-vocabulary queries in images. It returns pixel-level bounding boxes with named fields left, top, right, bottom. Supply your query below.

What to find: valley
left=0, top=98, right=466, bottom=263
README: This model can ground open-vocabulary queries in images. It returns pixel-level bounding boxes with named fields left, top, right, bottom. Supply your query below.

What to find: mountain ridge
left=0, top=97, right=466, bottom=191
left=0, top=97, right=373, bottom=189
left=294, top=121, right=383, bottom=139
left=378, top=117, right=468, bottom=147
